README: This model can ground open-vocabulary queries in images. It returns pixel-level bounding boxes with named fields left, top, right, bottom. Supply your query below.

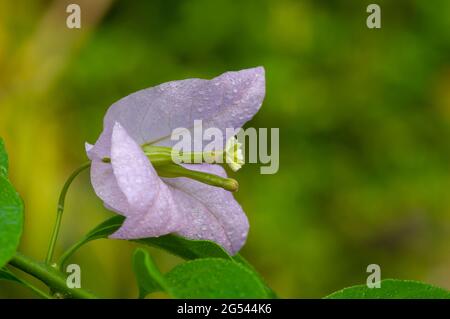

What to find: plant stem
left=58, top=216, right=124, bottom=271
left=58, top=238, right=88, bottom=272
left=19, top=278, right=54, bottom=299
left=45, top=162, right=91, bottom=265
left=2, top=267, right=53, bottom=299
left=9, top=252, right=98, bottom=299
left=157, top=164, right=239, bottom=192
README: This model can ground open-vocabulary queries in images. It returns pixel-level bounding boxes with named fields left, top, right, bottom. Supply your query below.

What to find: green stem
left=19, top=277, right=54, bottom=299
left=2, top=267, right=53, bottom=299
left=58, top=238, right=89, bottom=272
left=9, top=252, right=98, bottom=299
left=45, top=162, right=91, bottom=265
left=102, top=149, right=174, bottom=167
left=58, top=217, right=124, bottom=271
left=141, top=145, right=226, bottom=165
left=157, top=164, right=239, bottom=191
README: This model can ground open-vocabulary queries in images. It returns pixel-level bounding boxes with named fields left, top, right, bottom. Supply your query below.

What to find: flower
left=225, top=137, right=244, bottom=172
left=86, top=67, right=265, bottom=255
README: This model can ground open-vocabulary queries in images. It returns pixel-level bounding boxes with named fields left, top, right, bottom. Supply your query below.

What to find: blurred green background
left=1, top=0, right=449, bottom=298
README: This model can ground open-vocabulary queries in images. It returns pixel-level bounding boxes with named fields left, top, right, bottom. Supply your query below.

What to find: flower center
left=101, top=138, right=243, bottom=192
left=142, top=137, right=244, bottom=171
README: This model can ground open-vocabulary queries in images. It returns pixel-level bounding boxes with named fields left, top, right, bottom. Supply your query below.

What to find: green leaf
left=165, top=258, right=270, bottom=298
left=0, top=267, right=52, bottom=299
left=0, top=138, right=24, bottom=268
left=59, top=215, right=231, bottom=267
left=325, top=279, right=450, bottom=299
left=0, top=138, right=8, bottom=177
left=132, top=248, right=171, bottom=298
left=58, top=215, right=125, bottom=268
left=61, top=216, right=274, bottom=298
left=0, top=267, right=21, bottom=283
left=0, top=175, right=24, bottom=268
left=84, top=214, right=124, bottom=241
left=133, top=251, right=270, bottom=299
left=135, top=235, right=231, bottom=260
left=233, top=254, right=278, bottom=298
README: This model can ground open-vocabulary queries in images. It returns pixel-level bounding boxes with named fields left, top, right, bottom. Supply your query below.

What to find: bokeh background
left=1, top=0, right=449, bottom=298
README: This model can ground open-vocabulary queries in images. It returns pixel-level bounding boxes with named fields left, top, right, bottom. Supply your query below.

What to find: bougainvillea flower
left=86, top=67, right=265, bottom=255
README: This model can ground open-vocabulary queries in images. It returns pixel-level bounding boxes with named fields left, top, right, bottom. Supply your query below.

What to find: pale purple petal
left=87, top=137, right=131, bottom=215
left=110, top=122, right=159, bottom=214
left=109, top=185, right=180, bottom=239
left=89, top=159, right=131, bottom=215
left=109, top=122, right=183, bottom=238
left=85, top=142, right=94, bottom=155
left=88, top=125, right=113, bottom=160
left=89, top=67, right=265, bottom=155
left=163, top=164, right=249, bottom=255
